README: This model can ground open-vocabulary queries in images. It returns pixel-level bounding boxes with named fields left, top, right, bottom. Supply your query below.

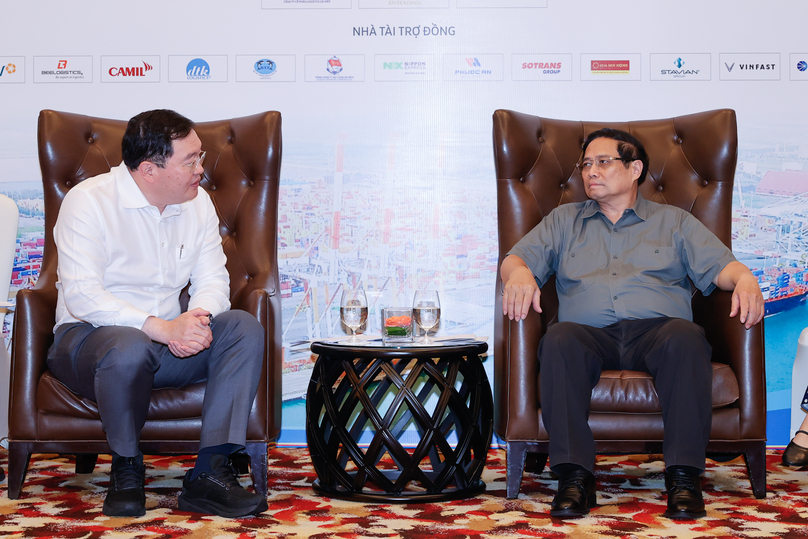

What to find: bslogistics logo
left=254, top=59, right=277, bottom=77
left=0, top=63, right=15, bottom=76
left=186, top=58, right=211, bottom=80
left=798, top=61, right=807, bottom=72
left=326, top=56, right=343, bottom=75
left=109, top=62, right=153, bottom=77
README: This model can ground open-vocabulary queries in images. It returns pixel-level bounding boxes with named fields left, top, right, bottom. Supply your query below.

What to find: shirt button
left=161, top=242, right=166, bottom=247
left=612, top=272, right=617, bottom=276
left=613, top=296, right=618, bottom=300
left=613, top=227, right=618, bottom=232
left=613, top=255, right=618, bottom=259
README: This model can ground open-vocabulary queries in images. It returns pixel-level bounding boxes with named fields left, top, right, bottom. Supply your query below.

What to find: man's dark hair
left=582, top=128, right=649, bottom=185
left=122, top=109, right=195, bottom=170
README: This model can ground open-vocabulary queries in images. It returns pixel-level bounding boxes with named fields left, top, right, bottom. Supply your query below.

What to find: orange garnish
left=385, top=316, right=412, bottom=327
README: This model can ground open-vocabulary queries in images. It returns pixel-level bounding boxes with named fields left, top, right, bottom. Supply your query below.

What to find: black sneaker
left=178, top=453, right=267, bottom=517
left=103, top=454, right=146, bottom=517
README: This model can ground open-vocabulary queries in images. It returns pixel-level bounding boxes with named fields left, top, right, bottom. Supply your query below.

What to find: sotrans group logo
left=254, top=58, right=277, bottom=77
left=326, top=56, right=343, bottom=75
left=186, top=58, right=211, bottom=80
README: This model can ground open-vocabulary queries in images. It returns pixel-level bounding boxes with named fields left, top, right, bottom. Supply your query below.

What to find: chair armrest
left=9, top=286, right=58, bottom=440
left=230, top=274, right=283, bottom=442
left=693, top=289, right=766, bottom=439
left=493, top=279, right=544, bottom=441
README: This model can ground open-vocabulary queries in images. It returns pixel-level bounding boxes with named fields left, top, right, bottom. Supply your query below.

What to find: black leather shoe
left=783, top=430, right=808, bottom=467
left=103, top=454, right=146, bottom=517
left=178, top=454, right=268, bottom=517
left=663, top=467, right=706, bottom=519
left=550, top=468, right=596, bottom=518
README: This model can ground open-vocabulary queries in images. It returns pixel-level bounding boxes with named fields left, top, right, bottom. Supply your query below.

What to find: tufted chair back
left=492, top=109, right=767, bottom=499
left=7, top=109, right=283, bottom=499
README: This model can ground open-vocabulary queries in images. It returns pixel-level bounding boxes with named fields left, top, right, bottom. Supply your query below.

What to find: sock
left=667, top=464, right=702, bottom=477
left=190, top=443, right=242, bottom=481
left=551, top=462, right=589, bottom=476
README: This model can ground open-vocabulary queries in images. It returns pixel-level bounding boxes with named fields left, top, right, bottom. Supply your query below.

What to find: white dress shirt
left=53, top=163, right=230, bottom=332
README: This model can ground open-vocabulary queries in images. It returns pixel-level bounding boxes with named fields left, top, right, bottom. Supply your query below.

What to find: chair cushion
left=589, top=363, right=739, bottom=413
left=37, top=371, right=205, bottom=420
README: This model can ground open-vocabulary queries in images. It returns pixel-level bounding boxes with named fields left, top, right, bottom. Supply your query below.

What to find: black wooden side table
left=306, top=340, right=493, bottom=502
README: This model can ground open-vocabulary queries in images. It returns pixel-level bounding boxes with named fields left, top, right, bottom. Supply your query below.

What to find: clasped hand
left=165, top=308, right=213, bottom=357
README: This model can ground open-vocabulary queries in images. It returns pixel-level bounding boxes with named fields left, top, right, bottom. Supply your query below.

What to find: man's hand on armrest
left=501, top=255, right=542, bottom=321
left=142, top=307, right=213, bottom=358
left=714, top=261, right=765, bottom=329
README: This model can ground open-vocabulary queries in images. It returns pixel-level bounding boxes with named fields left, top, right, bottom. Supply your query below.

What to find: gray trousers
left=538, top=317, right=713, bottom=473
left=46, top=310, right=264, bottom=457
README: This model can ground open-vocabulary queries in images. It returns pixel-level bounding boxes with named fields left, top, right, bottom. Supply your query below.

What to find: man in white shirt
left=47, top=110, right=267, bottom=518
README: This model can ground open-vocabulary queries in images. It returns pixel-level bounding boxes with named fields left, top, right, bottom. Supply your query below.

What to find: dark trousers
left=46, top=310, right=264, bottom=457
left=538, top=317, right=713, bottom=473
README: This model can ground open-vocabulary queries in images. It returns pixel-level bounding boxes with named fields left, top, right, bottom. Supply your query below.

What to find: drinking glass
left=413, top=290, right=441, bottom=344
left=340, top=288, right=368, bottom=344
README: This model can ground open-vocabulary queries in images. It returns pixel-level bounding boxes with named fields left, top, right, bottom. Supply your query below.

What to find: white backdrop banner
left=1, top=1, right=807, bottom=446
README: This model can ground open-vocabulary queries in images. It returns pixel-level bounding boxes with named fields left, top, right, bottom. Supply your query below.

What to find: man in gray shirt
left=501, top=128, right=764, bottom=520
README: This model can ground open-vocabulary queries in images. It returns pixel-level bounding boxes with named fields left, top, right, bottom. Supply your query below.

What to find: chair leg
left=7, top=443, right=32, bottom=500
left=506, top=441, right=529, bottom=499
left=246, top=442, right=268, bottom=498
left=75, top=454, right=99, bottom=474
left=743, top=443, right=767, bottom=499
left=525, top=452, right=549, bottom=474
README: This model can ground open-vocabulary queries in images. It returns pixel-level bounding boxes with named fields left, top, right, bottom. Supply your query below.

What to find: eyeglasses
left=576, top=156, right=626, bottom=173
left=179, top=151, right=206, bottom=171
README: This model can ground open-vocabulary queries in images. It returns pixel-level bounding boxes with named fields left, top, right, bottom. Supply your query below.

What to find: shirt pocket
left=557, top=250, right=605, bottom=296
left=632, top=246, right=686, bottom=285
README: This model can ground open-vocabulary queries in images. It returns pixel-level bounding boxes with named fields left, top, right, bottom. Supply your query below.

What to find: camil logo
left=0, top=63, right=16, bottom=76
left=186, top=58, right=211, bottom=80
left=109, top=62, right=153, bottom=77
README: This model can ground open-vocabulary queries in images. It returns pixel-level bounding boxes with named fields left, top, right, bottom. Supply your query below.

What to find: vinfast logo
left=109, top=62, right=153, bottom=77
left=326, top=56, right=343, bottom=75
left=725, top=62, right=734, bottom=72
left=466, top=57, right=481, bottom=67
left=186, top=58, right=211, bottom=80
left=0, top=63, right=16, bottom=76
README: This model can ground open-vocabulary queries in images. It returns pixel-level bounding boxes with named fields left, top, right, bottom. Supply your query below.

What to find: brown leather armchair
left=7, top=109, right=283, bottom=499
left=492, top=109, right=767, bottom=499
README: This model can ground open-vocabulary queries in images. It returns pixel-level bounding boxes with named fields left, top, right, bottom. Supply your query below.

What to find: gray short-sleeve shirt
left=507, top=193, right=737, bottom=327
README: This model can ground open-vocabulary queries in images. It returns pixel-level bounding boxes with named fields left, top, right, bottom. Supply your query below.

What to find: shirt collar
left=581, top=191, right=649, bottom=221
left=116, top=163, right=185, bottom=217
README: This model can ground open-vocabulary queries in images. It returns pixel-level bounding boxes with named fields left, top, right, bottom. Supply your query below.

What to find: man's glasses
left=576, top=156, right=626, bottom=173
left=179, top=151, right=206, bottom=171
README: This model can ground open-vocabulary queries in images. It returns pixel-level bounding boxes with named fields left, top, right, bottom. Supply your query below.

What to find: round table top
left=311, top=339, right=488, bottom=358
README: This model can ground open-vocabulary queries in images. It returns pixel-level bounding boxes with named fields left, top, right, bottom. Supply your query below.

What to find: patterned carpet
left=0, top=447, right=806, bottom=538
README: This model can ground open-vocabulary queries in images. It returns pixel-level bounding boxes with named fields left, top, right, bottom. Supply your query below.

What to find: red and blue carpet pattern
left=0, top=447, right=806, bottom=538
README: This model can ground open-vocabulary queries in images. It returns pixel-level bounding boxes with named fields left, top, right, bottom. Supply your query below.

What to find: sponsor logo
left=40, top=59, right=87, bottom=79
left=254, top=58, right=277, bottom=76
left=737, top=63, right=776, bottom=71
left=719, top=53, right=779, bottom=81
left=466, top=57, right=481, bottom=67
left=186, top=58, right=211, bottom=80
left=0, top=63, right=16, bottom=76
left=326, top=56, right=343, bottom=75
left=591, top=60, right=630, bottom=74
left=521, top=61, right=562, bottom=74
left=799, top=61, right=808, bottom=72
left=108, top=62, right=154, bottom=77
left=661, top=57, right=700, bottom=77
left=725, top=62, right=734, bottom=72
left=456, top=57, right=492, bottom=75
